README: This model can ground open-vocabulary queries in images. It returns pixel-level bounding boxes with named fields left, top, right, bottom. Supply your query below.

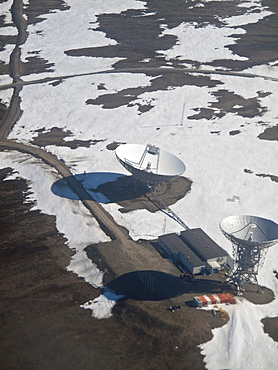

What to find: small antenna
left=180, top=100, right=186, bottom=126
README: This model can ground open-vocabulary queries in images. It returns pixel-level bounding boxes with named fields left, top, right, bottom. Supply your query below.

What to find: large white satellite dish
left=220, top=215, right=278, bottom=247
left=220, top=215, right=278, bottom=293
left=115, top=143, right=186, bottom=183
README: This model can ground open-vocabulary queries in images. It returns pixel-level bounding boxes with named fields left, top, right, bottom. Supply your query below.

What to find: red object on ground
left=193, top=293, right=235, bottom=307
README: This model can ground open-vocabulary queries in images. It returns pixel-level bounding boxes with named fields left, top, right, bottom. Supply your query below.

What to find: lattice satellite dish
left=115, top=144, right=185, bottom=184
left=220, top=215, right=278, bottom=293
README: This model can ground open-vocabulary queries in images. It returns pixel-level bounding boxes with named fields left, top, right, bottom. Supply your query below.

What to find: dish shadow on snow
left=51, top=172, right=192, bottom=211
left=51, top=172, right=148, bottom=203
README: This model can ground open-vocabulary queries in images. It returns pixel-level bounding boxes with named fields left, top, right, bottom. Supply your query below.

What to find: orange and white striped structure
left=193, top=293, right=235, bottom=307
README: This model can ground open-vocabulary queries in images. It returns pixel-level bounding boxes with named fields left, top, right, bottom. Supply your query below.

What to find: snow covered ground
left=1, top=0, right=278, bottom=368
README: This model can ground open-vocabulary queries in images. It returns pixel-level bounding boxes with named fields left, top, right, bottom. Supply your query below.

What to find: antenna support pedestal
left=220, top=215, right=278, bottom=295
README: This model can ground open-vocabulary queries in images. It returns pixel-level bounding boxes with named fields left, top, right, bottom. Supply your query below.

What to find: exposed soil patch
left=188, top=89, right=267, bottom=121
left=22, top=55, right=55, bottom=76
left=229, top=130, right=241, bottom=136
left=122, top=177, right=192, bottom=213
left=92, top=175, right=192, bottom=213
left=0, top=35, right=17, bottom=52
left=256, top=173, right=278, bottom=183
left=0, top=35, right=17, bottom=74
left=85, top=71, right=221, bottom=113
left=225, top=0, right=278, bottom=70
left=188, top=107, right=216, bottom=120
left=0, top=99, right=8, bottom=122
left=31, top=126, right=104, bottom=149
left=244, top=168, right=253, bottom=174
left=236, top=283, right=274, bottom=304
left=106, top=141, right=126, bottom=151
left=261, top=317, right=278, bottom=342
left=211, top=89, right=265, bottom=119
left=24, top=0, right=70, bottom=26
left=258, top=124, right=278, bottom=141
left=65, top=0, right=243, bottom=72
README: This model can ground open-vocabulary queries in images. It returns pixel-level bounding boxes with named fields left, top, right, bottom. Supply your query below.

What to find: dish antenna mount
left=220, top=215, right=278, bottom=294
left=115, top=143, right=189, bottom=230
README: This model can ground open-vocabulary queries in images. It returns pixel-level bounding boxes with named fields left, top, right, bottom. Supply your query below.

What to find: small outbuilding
left=158, top=228, right=232, bottom=275
left=193, top=293, right=235, bottom=307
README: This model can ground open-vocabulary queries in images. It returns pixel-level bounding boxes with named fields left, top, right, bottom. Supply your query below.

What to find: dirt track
left=0, top=139, right=129, bottom=242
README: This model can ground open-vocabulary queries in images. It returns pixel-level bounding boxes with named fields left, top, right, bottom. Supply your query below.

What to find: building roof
left=158, top=233, right=204, bottom=267
left=180, top=228, right=228, bottom=260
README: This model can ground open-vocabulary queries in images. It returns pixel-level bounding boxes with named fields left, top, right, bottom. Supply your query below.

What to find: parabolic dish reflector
left=115, top=144, right=185, bottom=183
left=220, top=215, right=278, bottom=247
